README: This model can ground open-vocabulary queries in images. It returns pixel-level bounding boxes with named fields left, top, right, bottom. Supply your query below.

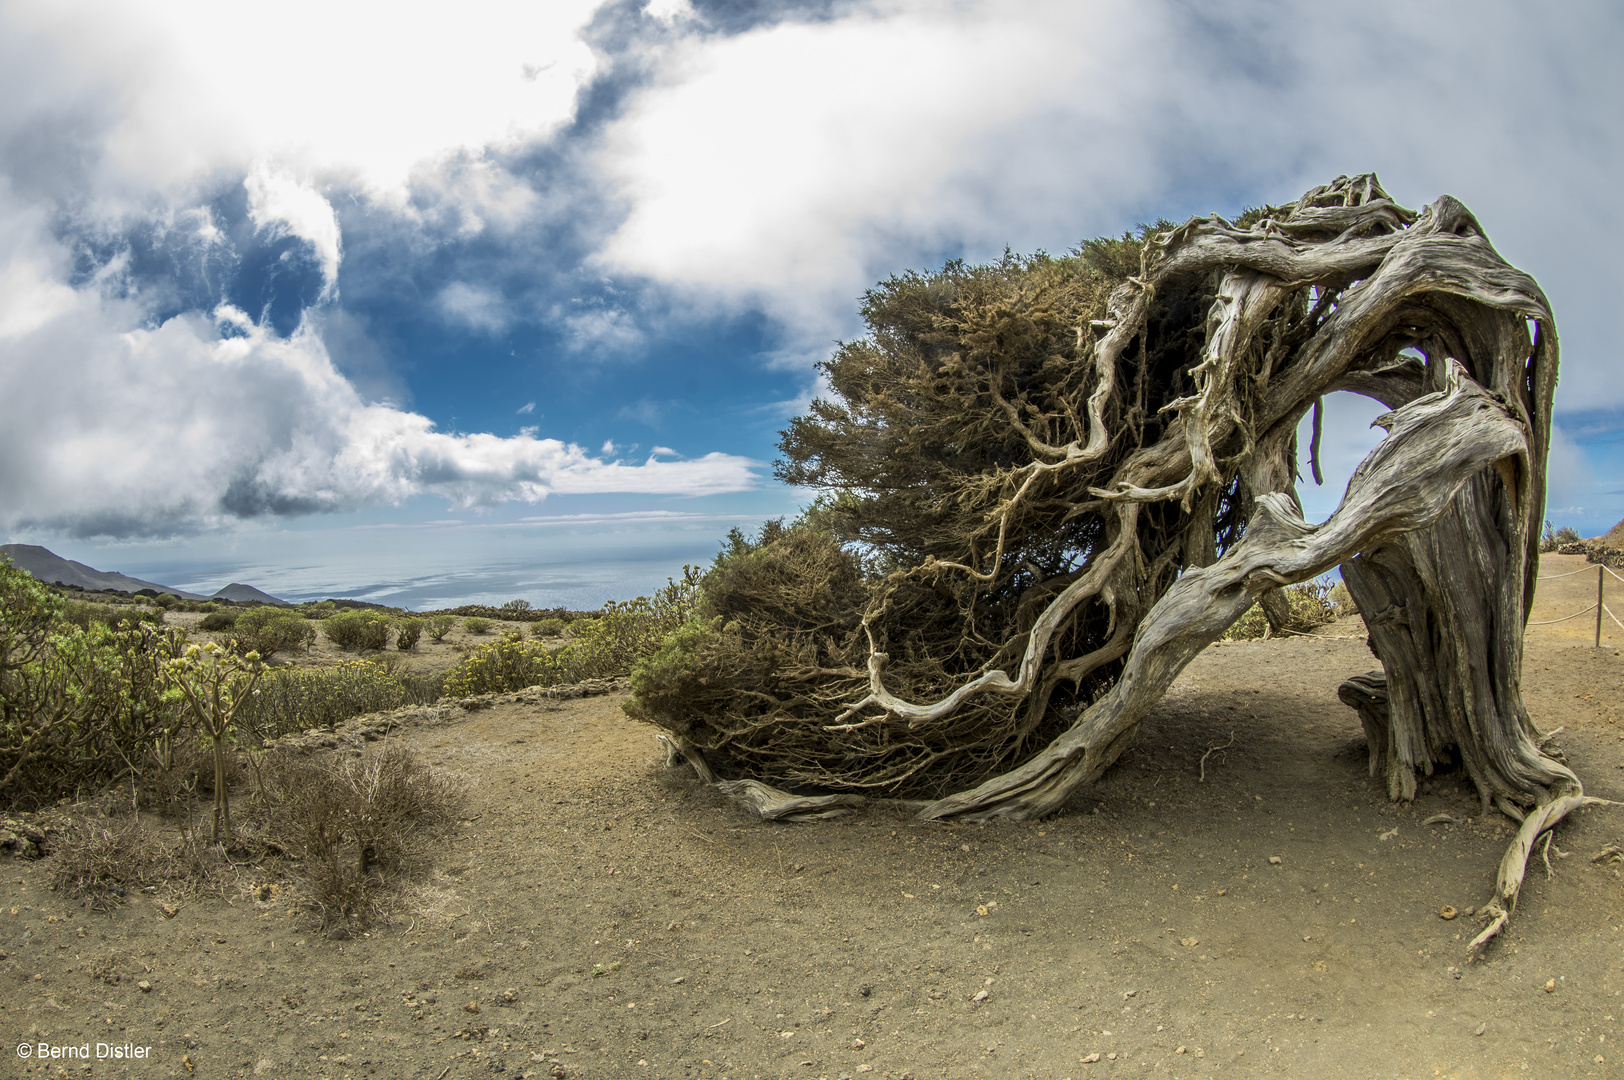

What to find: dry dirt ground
left=3, top=554, right=1622, bottom=1080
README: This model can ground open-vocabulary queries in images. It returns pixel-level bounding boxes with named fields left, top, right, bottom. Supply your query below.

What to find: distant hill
left=1600, top=518, right=1624, bottom=546
left=0, top=544, right=288, bottom=605
left=211, top=583, right=290, bottom=606
left=0, top=544, right=210, bottom=600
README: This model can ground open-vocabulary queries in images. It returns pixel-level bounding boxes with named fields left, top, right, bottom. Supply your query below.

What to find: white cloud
left=438, top=282, right=511, bottom=333
left=245, top=163, right=343, bottom=293
left=594, top=0, right=1624, bottom=415
left=517, top=401, right=536, bottom=414
left=0, top=199, right=756, bottom=537
left=563, top=307, right=644, bottom=353
left=0, top=0, right=602, bottom=201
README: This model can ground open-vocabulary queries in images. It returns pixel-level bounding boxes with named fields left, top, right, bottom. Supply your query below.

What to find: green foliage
left=463, top=616, right=493, bottom=636
left=501, top=598, right=532, bottom=614
left=1220, top=582, right=1338, bottom=641
left=395, top=618, right=422, bottom=651
left=1, top=559, right=185, bottom=810
left=230, top=606, right=315, bottom=659
left=1539, top=520, right=1582, bottom=553
left=530, top=617, right=566, bottom=638
left=61, top=600, right=160, bottom=631
left=425, top=614, right=458, bottom=643
left=625, top=527, right=870, bottom=777
left=162, top=642, right=263, bottom=841
left=324, top=611, right=392, bottom=652
left=447, top=569, right=701, bottom=697
left=234, top=661, right=442, bottom=741
left=442, top=632, right=560, bottom=697
left=198, top=610, right=238, bottom=631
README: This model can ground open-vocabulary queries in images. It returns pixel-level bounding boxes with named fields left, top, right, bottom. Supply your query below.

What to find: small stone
left=1081, top=1053, right=1101, bottom=1063
left=853, top=1038, right=865, bottom=1049
left=671, top=977, right=685, bottom=985
left=1195, top=1049, right=1206, bottom=1058
left=465, top=1000, right=480, bottom=1013
left=1268, top=856, right=1282, bottom=865
left=1108, top=1052, right=1118, bottom=1060
left=1180, top=937, right=1199, bottom=947
left=1439, top=906, right=1458, bottom=920
left=502, top=988, right=517, bottom=1002
left=1176, top=1046, right=1187, bottom=1054
left=1544, top=979, right=1557, bottom=993
left=973, top=990, right=990, bottom=1002
left=1216, top=888, right=1227, bottom=896
left=1474, top=1022, right=1487, bottom=1036
left=137, top=980, right=152, bottom=993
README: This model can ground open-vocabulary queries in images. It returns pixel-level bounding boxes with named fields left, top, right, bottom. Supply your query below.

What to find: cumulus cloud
left=594, top=0, right=1624, bottom=411
left=0, top=201, right=756, bottom=538
left=0, top=0, right=602, bottom=199
left=245, top=163, right=343, bottom=294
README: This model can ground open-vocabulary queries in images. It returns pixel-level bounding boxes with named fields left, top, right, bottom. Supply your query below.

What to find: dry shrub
left=48, top=819, right=216, bottom=911
left=249, top=744, right=462, bottom=930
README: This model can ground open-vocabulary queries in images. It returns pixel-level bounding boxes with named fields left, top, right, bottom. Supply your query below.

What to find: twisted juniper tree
left=630, top=174, right=1577, bottom=948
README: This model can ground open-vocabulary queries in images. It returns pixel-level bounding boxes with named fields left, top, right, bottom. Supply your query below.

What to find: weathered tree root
left=1468, top=787, right=1586, bottom=952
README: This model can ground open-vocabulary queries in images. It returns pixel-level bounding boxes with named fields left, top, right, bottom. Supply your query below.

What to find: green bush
left=1, top=559, right=185, bottom=810
left=446, top=568, right=700, bottom=697
left=324, top=611, right=392, bottom=652
left=531, top=617, right=566, bottom=638
left=198, top=610, right=238, bottom=631
left=425, top=614, right=458, bottom=643
left=395, top=618, right=422, bottom=651
left=231, top=606, right=315, bottom=659
left=234, top=660, right=444, bottom=740
left=443, top=632, right=561, bottom=697
left=1539, top=520, right=1583, bottom=553
left=463, top=616, right=493, bottom=636
left=1220, top=581, right=1337, bottom=641
left=61, top=600, right=160, bottom=631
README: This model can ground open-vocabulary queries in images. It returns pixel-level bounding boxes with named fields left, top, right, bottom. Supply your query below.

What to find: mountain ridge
left=0, top=544, right=287, bottom=605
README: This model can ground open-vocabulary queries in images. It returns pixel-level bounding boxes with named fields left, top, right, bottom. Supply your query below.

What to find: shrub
left=234, top=660, right=443, bottom=741
left=231, top=606, right=316, bottom=659
left=324, top=611, right=391, bottom=652
left=162, top=643, right=263, bottom=841
left=531, top=617, right=566, bottom=638
left=61, top=600, right=159, bottom=631
left=501, top=599, right=532, bottom=615
left=426, top=614, right=458, bottom=643
left=448, top=568, right=700, bottom=697
left=1220, top=581, right=1337, bottom=641
left=248, top=744, right=462, bottom=929
left=2, top=560, right=185, bottom=810
left=1539, top=520, right=1582, bottom=553
left=395, top=618, right=422, bottom=651
left=48, top=819, right=220, bottom=911
left=198, top=610, right=238, bottom=631
left=443, top=632, right=561, bottom=697
left=463, top=616, right=493, bottom=636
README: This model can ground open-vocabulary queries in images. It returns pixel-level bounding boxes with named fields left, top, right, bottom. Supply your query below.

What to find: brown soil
left=4, top=555, right=1622, bottom=1079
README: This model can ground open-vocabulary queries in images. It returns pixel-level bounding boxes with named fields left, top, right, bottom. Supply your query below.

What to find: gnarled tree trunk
left=647, top=175, right=1578, bottom=950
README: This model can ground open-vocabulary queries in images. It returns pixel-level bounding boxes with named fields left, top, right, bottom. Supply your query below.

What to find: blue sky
left=0, top=0, right=1619, bottom=607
